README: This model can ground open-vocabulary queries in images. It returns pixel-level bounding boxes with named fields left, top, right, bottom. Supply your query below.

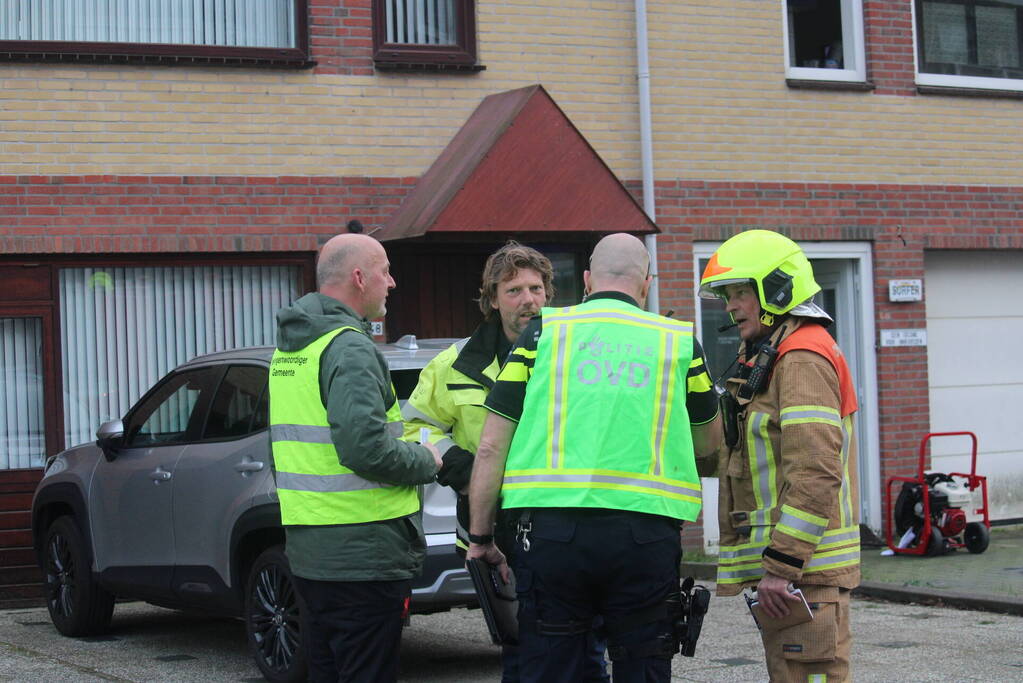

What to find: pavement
left=0, top=525, right=1019, bottom=681
left=682, top=523, right=1023, bottom=617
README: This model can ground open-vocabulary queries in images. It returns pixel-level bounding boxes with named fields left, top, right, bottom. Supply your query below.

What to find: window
left=915, top=0, right=1023, bottom=91
left=0, top=317, right=45, bottom=469
left=0, top=0, right=311, bottom=68
left=59, top=264, right=301, bottom=449
left=372, top=0, right=481, bottom=70
left=125, top=368, right=217, bottom=448
left=783, top=0, right=867, bottom=83
left=203, top=365, right=269, bottom=440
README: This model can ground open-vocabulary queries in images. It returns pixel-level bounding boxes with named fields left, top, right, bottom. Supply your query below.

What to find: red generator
left=885, top=431, right=991, bottom=557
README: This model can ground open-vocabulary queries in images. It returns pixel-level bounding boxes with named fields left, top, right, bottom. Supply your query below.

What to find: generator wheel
left=925, top=527, right=946, bottom=557
left=964, top=522, right=990, bottom=554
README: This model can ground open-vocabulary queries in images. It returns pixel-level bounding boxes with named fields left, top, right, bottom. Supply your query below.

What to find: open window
left=915, top=0, right=1023, bottom=92
left=0, top=0, right=312, bottom=68
left=372, top=0, right=482, bottom=71
left=783, top=0, right=867, bottom=84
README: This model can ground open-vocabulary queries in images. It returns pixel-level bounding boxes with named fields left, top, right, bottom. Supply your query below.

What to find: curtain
left=385, top=0, right=456, bottom=45
left=0, top=0, right=296, bottom=48
left=0, top=317, right=45, bottom=469
left=59, top=264, right=301, bottom=449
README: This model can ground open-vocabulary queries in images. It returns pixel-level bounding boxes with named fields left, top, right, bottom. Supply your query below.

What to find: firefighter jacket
left=401, top=316, right=509, bottom=551
left=705, top=317, right=860, bottom=596
left=492, top=295, right=704, bottom=521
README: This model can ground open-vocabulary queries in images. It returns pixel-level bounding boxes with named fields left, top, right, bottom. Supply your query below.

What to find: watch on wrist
left=467, top=532, right=494, bottom=545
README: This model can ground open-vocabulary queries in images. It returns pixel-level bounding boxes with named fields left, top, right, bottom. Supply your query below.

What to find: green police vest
left=269, top=326, right=419, bottom=526
left=500, top=299, right=703, bottom=521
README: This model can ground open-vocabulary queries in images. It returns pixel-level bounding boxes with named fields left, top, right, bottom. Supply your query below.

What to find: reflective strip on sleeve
left=386, top=420, right=403, bottom=438
left=779, top=405, right=842, bottom=429
left=809, top=674, right=827, bottom=682
left=776, top=504, right=829, bottom=544
left=805, top=546, right=860, bottom=573
left=434, top=436, right=456, bottom=453
left=817, top=525, right=860, bottom=550
left=271, top=424, right=332, bottom=444
left=497, top=360, right=531, bottom=382
left=400, top=404, right=451, bottom=432
left=275, top=471, right=395, bottom=493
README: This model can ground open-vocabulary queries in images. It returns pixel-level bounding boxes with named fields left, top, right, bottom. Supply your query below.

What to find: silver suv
left=32, top=337, right=475, bottom=682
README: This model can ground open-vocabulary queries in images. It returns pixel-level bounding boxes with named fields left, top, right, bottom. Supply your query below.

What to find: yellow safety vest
left=269, top=327, right=419, bottom=526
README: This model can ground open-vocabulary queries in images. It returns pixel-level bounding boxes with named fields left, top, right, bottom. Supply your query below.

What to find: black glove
left=436, top=445, right=475, bottom=492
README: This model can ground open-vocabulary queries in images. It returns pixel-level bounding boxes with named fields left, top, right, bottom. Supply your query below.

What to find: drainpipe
left=634, top=0, right=659, bottom=313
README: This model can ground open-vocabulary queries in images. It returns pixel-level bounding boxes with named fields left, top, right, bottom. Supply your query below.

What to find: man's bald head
left=316, top=232, right=394, bottom=318
left=317, top=233, right=380, bottom=289
left=585, top=233, right=651, bottom=304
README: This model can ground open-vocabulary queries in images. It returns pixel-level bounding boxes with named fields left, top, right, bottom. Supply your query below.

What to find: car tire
left=245, top=545, right=307, bottom=683
left=963, top=522, right=990, bottom=554
left=42, top=516, right=115, bottom=637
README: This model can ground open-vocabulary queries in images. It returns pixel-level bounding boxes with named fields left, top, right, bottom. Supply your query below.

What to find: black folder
left=466, top=558, right=519, bottom=645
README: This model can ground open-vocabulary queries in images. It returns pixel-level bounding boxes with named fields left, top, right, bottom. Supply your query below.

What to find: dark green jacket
left=273, top=292, right=437, bottom=581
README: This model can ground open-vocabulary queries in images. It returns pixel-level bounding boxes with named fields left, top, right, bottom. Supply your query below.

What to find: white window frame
left=782, top=0, right=867, bottom=83
left=912, top=0, right=1023, bottom=92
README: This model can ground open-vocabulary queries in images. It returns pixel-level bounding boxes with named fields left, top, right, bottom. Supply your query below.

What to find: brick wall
left=864, top=0, right=917, bottom=96
left=309, top=0, right=374, bottom=76
left=0, top=175, right=415, bottom=254
left=652, top=179, right=1023, bottom=489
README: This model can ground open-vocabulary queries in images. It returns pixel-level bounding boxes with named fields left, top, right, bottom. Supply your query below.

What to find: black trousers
left=292, top=576, right=410, bottom=683
left=511, top=509, right=681, bottom=683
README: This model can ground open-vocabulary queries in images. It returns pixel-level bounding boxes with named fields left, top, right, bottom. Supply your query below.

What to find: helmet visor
left=698, top=277, right=752, bottom=300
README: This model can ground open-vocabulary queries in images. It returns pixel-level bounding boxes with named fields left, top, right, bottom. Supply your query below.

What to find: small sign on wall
left=880, top=329, right=927, bottom=347
left=888, top=279, right=923, bottom=302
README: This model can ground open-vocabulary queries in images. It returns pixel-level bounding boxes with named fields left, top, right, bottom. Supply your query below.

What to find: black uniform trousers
left=510, top=508, right=681, bottom=683
left=292, top=576, right=410, bottom=683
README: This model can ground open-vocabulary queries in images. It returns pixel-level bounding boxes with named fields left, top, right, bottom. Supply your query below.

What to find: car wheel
left=963, top=522, right=990, bottom=554
left=245, top=545, right=307, bottom=683
left=42, top=516, right=115, bottom=636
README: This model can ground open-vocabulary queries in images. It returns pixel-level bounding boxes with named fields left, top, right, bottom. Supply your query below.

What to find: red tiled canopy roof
left=380, top=84, right=657, bottom=240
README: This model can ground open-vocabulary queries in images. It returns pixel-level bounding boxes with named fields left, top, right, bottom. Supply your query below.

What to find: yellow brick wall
left=0, top=1, right=1021, bottom=186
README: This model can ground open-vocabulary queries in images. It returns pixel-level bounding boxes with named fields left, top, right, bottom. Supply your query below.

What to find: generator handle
left=918, top=431, right=978, bottom=478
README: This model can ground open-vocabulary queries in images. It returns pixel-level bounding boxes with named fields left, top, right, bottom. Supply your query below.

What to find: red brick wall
left=0, top=175, right=415, bottom=254
left=309, top=0, right=374, bottom=75
left=864, top=0, right=917, bottom=96
left=653, top=180, right=1023, bottom=500
left=4, top=174, right=1023, bottom=528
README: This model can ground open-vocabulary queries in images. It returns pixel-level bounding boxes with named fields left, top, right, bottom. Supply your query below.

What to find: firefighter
left=402, top=241, right=609, bottom=682
left=698, top=229, right=860, bottom=682
left=468, top=233, right=722, bottom=682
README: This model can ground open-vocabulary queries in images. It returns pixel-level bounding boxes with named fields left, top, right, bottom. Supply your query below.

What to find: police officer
left=402, top=241, right=609, bottom=682
left=468, top=233, right=722, bottom=682
left=270, top=232, right=442, bottom=682
left=698, top=230, right=860, bottom=682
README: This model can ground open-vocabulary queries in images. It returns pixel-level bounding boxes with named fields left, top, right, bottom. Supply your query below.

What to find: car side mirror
left=96, top=419, right=125, bottom=461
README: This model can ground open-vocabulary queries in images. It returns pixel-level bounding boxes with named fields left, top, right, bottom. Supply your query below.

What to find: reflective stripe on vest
left=270, top=326, right=419, bottom=526
left=500, top=301, right=702, bottom=520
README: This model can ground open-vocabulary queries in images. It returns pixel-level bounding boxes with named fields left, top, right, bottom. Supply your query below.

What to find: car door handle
left=234, top=460, right=265, bottom=473
left=150, top=467, right=172, bottom=482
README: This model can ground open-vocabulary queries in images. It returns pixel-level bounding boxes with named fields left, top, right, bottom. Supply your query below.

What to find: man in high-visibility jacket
left=270, top=232, right=442, bottom=683
left=467, top=233, right=722, bottom=682
left=698, top=229, right=860, bottom=683
left=402, top=241, right=609, bottom=682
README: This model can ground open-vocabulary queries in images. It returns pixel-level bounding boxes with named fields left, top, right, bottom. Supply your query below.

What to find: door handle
left=234, top=460, right=265, bottom=473
left=150, top=467, right=172, bottom=482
